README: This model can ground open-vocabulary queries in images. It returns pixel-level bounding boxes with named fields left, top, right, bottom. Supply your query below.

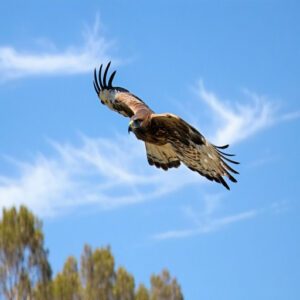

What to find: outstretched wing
left=114, top=92, right=153, bottom=118
left=145, top=142, right=181, bottom=170
left=93, top=62, right=153, bottom=118
left=150, top=114, right=239, bottom=190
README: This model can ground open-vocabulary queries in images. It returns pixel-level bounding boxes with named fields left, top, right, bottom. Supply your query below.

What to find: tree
left=150, top=270, right=183, bottom=300
left=52, top=256, right=81, bottom=300
left=114, top=267, right=135, bottom=300
left=135, top=284, right=150, bottom=300
left=0, top=206, right=51, bottom=300
left=81, top=244, right=115, bottom=300
left=0, top=206, right=185, bottom=300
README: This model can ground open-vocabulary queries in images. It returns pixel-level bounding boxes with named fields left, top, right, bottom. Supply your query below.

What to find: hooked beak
left=128, top=120, right=133, bottom=134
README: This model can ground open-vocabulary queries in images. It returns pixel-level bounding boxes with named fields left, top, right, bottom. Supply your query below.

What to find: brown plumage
left=93, top=62, right=239, bottom=190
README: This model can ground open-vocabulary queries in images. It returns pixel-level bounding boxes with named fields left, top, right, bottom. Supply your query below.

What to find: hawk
left=93, top=62, right=239, bottom=190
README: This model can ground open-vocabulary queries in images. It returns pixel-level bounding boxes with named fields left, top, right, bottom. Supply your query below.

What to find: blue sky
left=0, top=1, right=300, bottom=299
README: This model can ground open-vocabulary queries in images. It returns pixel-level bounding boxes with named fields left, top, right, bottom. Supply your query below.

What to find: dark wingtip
left=98, top=64, right=103, bottom=89
left=220, top=155, right=240, bottom=165
left=93, top=68, right=100, bottom=93
left=217, top=149, right=236, bottom=157
left=93, top=81, right=99, bottom=95
left=214, top=144, right=229, bottom=149
left=95, top=61, right=117, bottom=91
left=103, top=61, right=111, bottom=88
left=218, top=176, right=230, bottom=190
left=222, top=160, right=239, bottom=175
left=108, top=70, right=117, bottom=88
left=229, top=176, right=237, bottom=183
left=147, top=158, right=154, bottom=166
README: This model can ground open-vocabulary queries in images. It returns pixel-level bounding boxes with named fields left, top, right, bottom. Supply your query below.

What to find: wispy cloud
left=280, top=110, right=300, bottom=122
left=151, top=83, right=299, bottom=241
left=197, top=81, right=276, bottom=145
left=0, top=16, right=116, bottom=81
left=0, top=135, right=199, bottom=217
left=152, top=192, right=291, bottom=241
left=0, top=52, right=297, bottom=218
left=153, top=209, right=258, bottom=240
left=152, top=193, right=260, bottom=240
left=0, top=82, right=296, bottom=217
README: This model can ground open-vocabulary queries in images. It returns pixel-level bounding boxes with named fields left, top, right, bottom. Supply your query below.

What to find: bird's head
left=93, top=61, right=129, bottom=107
left=128, top=118, right=142, bottom=134
left=128, top=110, right=150, bottom=134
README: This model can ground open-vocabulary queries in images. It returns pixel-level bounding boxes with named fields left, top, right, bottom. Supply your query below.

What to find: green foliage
left=0, top=206, right=184, bottom=299
left=114, top=267, right=135, bottom=300
left=0, top=205, right=51, bottom=300
left=81, top=244, right=115, bottom=300
left=52, top=256, right=81, bottom=300
left=150, top=269, right=183, bottom=300
left=135, top=284, right=150, bottom=300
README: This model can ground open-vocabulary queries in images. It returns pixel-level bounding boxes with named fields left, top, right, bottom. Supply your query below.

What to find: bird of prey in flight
left=93, top=62, right=239, bottom=190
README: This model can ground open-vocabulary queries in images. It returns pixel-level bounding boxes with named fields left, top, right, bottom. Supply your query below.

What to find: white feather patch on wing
left=174, top=140, right=237, bottom=189
left=145, top=143, right=180, bottom=170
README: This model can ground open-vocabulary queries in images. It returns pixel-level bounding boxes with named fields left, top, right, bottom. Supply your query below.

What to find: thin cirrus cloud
left=152, top=209, right=259, bottom=240
left=0, top=135, right=199, bottom=217
left=152, top=196, right=290, bottom=241
left=152, top=192, right=260, bottom=241
left=152, top=83, right=300, bottom=241
left=0, top=82, right=293, bottom=218
left=197, top=81, right=300, bottom=146
left=0, top=15, right=295, bottom=219
left=197, top=81, right=276, bottom=146
left=151, top=194, right=262, bottom=241
left=0, top=17, right=115, bottom=81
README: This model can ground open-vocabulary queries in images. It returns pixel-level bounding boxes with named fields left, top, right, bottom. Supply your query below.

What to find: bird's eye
left=133, top=119, right=141, bottom=127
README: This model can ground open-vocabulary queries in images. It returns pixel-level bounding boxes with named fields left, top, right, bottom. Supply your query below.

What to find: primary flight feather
left=93, top=62, right=239, bottom=190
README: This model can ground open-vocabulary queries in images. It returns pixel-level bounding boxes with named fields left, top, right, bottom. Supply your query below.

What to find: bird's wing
left=145, top=142, right=181, bottom=170
left=114, top=92, right=153, bottom=118
left=93, top=62, right=153, bottom=118
left=150, top=113, right=239, bottom=190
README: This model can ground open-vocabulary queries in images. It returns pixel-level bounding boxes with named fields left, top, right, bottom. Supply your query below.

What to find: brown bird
left=93, top=62, right=239, bottom=190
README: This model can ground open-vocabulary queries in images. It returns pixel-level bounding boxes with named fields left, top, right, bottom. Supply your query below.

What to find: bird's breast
left=133, top=127, right=166, bottom=145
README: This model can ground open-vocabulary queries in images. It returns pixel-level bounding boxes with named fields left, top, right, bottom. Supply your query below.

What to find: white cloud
left=197, top=81, right=276, bottom=145
left=0, top=82, right=295, bottom=218
left=151, top=83, right=300, bottom=241
left=0, top=135, right=199, bottom=217
left=0, top=51, right=297, bottom=219
left=0, top=16, right=116, bottom=81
